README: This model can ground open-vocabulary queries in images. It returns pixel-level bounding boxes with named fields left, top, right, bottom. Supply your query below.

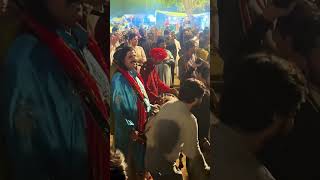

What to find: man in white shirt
left=213, top=54, right=305, bottom=180
left=145, top=78, right=210, bottom=180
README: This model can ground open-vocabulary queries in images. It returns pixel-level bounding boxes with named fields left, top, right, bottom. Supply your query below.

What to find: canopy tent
left=155, top=10, right=210, bottom=30
left=155, top=10, right=209, bottom=17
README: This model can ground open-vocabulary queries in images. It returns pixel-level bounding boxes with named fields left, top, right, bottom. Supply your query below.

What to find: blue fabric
left=1, top=33, right=89, bottom=179
left=111, top=70, right=151, bottom=172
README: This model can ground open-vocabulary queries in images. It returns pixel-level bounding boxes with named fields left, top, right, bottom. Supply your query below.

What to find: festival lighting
left=148, top=14, right=156, bottom=22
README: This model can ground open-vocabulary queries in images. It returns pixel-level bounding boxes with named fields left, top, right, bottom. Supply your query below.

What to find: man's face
left=129, top=36, right=139, bottom=47
left=124, top=50, right=137, bottom=70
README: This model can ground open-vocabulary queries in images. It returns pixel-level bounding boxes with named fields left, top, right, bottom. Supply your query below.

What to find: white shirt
left=145, top=99, right=208, bottom=171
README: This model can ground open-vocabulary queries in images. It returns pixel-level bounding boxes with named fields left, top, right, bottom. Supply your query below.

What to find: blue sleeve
left=111, top=73, right=138, bottom=131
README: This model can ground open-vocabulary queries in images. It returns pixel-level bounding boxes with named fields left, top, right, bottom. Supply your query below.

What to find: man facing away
left=145, top=78, right=210, bottom=180
left=213, top=54, right=305, bottom=180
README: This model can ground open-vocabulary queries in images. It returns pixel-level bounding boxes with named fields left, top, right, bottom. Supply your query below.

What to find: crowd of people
left=110, top=19, right=212, bottom=179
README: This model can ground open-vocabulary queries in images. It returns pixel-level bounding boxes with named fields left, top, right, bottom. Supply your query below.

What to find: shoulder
left=7, top=34, right=39, bottom=56
left=5, top=34, right=50, bottom=66
left=137, top=46, right=145, bottom=51
left=111, top=72, right=123, bottom=82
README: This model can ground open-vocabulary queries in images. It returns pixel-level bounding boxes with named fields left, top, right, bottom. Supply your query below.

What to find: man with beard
left=213, top=54, right=305, bottom=180
left=145, top=78, right=210, bottom=180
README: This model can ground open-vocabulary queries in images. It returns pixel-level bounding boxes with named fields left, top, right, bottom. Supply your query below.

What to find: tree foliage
left=155, top=0, right=209, bottom=12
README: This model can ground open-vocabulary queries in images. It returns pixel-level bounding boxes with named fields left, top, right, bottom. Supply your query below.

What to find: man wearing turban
left=140, top=48, right=178, bottom=105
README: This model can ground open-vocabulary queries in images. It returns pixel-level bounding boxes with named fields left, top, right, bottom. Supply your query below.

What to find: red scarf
left=22, top=14, right=109, bottom=180
left=116, top=67, right=148, bottom=133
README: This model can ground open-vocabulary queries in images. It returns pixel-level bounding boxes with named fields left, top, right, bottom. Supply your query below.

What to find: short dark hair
left=184, top=40, right=195, bottom=52
left=219, top=54, right=305, bottom=132
left=156, top=36, right=166, bottom=46
left=110, top=149, right=127, bottom=180
left=128, top=32, right=138, bottom=41
left=179, top=78, right=206, bottom=103
left=113, top=46, right=135, bottom=70
left=112, top=26, right=119, bottom=33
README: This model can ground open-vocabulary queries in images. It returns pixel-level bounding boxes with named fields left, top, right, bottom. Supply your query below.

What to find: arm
left=183, top=115, right=209, bottom=172
left=178, top=58, right=194, bottom=82
left=111, top=75, right=136, bottom=132
left=239, top=3, right=297, bottom=57
left=156, top=72, right=171, bottom=94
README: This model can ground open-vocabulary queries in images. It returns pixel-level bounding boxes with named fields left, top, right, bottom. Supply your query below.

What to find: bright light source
left=148, top=15, right=156, bottom=22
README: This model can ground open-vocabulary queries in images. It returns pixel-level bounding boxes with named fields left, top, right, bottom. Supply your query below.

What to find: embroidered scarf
left=22, top=14, right=109, bottom=180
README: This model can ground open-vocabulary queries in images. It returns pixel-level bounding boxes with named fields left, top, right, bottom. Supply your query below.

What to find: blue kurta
left=111, top=70, right=151, bottom=172
left=1, top=29, right=92, bottom=179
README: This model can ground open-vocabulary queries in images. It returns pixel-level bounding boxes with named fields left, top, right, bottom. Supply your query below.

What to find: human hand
left=262, top=2, right=297, bottom=22
left=150, top=104, right=160, bottom=116
left=169, top=88, right=179, bottom=96
left=204, top=165, right=210, bottom=176
left=202, top=138, right=211, bottom=152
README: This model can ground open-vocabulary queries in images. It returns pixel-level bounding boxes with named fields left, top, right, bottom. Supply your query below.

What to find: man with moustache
left=213, top=54, right=305, bottom=180
left=145, top=78, right=210, bottom=180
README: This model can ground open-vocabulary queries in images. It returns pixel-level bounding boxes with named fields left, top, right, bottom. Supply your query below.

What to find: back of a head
left=112, top=26, right=119, bottom=33
left=110, top=149, right=127, bottom=180
left=127, top=32, right=137, bottom=41
left=156, top=36, right=165, bottom=45
left=179, top=78, right=206, bottom=103
left=219, top=54, right=305, bottom=132
left=184, top=40, right=195, bottom=52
